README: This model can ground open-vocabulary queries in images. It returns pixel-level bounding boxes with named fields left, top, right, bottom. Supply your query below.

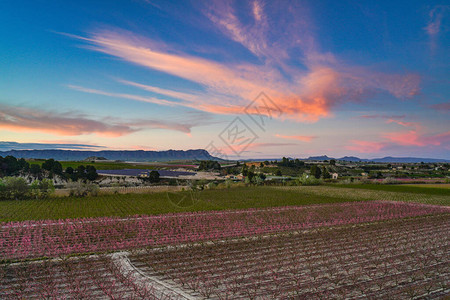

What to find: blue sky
left=0, top=0, right=449, bottom=159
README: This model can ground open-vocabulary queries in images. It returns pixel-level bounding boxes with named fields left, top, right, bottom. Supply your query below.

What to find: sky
left=0, top=0, right=449, bottom=159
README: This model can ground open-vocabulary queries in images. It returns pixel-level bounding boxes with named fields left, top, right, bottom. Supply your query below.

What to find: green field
left=1, top=184, right=448, bottom=222
left=334, top=183, right=450, bottom=196
left=0, top=187, right=345, bottom=222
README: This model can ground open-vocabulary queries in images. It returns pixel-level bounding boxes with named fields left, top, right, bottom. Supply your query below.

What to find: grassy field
left=334, top=183, right=450, bottom=196
left=1, top=184, right=449, bottom=222
left=403, top=183, right=450, bottom=189
left=0, top=187, right=353, bottom=222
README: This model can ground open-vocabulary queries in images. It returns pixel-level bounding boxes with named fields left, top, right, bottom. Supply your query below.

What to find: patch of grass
left=334, top=184, right=450, bottom=196
left=402, top=183, right=450, bottom=189
left=0, top=186, right=349, bottom=222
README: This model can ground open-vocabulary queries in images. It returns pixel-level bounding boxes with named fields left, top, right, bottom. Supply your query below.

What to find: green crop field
left=334, top=183, right=450, bottom=196
left=0, top=187, right=347, bottom=222
left=0, top=185, right=448, bottom=222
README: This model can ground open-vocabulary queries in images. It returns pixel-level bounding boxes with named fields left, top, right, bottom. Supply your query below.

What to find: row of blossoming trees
left=1, top=200, right=449, bottom=298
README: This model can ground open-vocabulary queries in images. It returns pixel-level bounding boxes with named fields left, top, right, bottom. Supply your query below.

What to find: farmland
left=1, top=185, right=449, bottom=222
left=1, top=185, right=449, bottom=299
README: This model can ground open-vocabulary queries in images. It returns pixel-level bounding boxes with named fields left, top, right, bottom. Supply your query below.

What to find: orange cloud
left=275, top=134, right=316, bottom=142
left=346, top=140, right=386, bottom=153
left=65, top=5, right=421, bottom=123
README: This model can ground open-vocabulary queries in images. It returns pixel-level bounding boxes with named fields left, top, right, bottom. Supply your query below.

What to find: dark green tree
left=310, top=165, right=322, bottom=179
left=242, top=164, right=249, bottom=176
left=30, top=164, right=41, bottom=177
left=148, top=170, right=160, bottom=183
left=18, top=158, right=29, bottom=173
left=42, top=159, right=55, bottom=172
left=86, top=165, right=98, bottom=181
left=322, top=166, right=331, bottom=179
left=52, top=161, right=63, bottom=175
left=4, top=156, right=20, bottom=176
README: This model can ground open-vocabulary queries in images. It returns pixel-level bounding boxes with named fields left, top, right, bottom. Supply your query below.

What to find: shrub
left=1, top=177, right=29, bottom=200
left=297, top=174, right=323, bottom=186
left=30, top=178, right=55, bottom=199
left=67, top=180, right=99, bottom=197
left=382, top=177, right=400, bottom=185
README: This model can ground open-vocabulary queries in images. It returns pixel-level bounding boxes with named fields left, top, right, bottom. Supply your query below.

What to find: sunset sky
left=1, top=0, right=449, bottom=159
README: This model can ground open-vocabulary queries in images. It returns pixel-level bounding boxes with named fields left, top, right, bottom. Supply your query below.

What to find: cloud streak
left=425, top=5, right=449, bottom=52
left=275, top=134, right=316, bottom=142
left=346, top=140, right=386, bottom=153
left=346, top=130, right=450, bottom=154
left=384, top=130, right=450, bottom=147
left=0, top=104, right=199, bottom=136
left=65, top=2, right=421, bottom=123
left=0, top=141, right=103, bottom=151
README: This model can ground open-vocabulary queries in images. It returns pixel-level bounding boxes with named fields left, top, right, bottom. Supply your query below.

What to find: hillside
left=0, top=149, right=218, bottom=162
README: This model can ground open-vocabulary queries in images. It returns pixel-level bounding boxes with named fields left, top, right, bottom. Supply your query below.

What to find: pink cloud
left=275, top=134, right=316, bottom=142
left=218, top=142, right=297, bottom=155
left=384, top=130, right=450, bottom=147
left=386, top=119, right=420, bottom=128
left=0, top=105, right=137, bottom=137
left=252, top=0, right=263, bottom=22
left=430, top=102, right=450, bottom=112
left=424, top=5, right=449, bottom=52
left=345, top=140, right=386, bottom=153
left=425, top=6, right=448, bottom=36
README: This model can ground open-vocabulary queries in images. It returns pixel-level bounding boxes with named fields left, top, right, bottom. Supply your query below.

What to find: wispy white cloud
left=67, top=85, right=178, bottom=107
left=117, top=79, right=199, bottom=102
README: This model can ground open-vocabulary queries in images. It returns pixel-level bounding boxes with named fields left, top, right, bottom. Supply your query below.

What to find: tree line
left=0, top=156, right=98, bottom=181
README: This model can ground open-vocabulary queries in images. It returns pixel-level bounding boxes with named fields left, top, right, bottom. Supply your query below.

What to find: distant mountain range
left=307, top=155, right=450, bottom=163
left=0, top=149, right=218, bottom=162
left=1, top=149, right=448, bottom=163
